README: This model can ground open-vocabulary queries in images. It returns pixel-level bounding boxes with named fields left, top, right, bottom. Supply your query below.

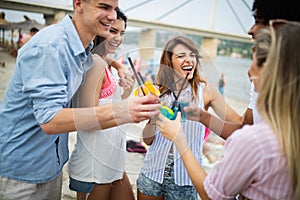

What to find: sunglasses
left=267, top=19, right=289, bottom=42
left=269, top=19, right=288, bottom=30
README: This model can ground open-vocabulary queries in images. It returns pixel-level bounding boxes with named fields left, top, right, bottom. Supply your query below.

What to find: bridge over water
left=0, top=0, right=253, bottom=61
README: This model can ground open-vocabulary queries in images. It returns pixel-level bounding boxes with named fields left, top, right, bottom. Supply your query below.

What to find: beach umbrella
left=10, top=18, right=45, bottom=31
left=0, top=18, right=8, bottom=26
left=9, top=16, right=46, bottom=48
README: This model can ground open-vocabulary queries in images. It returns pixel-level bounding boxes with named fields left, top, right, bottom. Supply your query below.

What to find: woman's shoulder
left=89, top=54, right=108, bottom=73
left=92, top=54, right=106, bottom=64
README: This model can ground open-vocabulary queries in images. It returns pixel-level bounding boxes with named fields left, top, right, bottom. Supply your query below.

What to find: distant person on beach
left=68, top=9, right=136, bottom=200
left=136, top=36, right=240, bottom=200
left=217, top=72, right=226, bottom=96
left=157, top=22, right=300, bottom=199
left=186, top=0, right=300, bottom=139
left=0, top=12, right=5, bottom=20
left=17, top=32, right=23, bottom=48
left=20, top=27, right=39, bottom=47
left=0, top=0, right=161, bottom=199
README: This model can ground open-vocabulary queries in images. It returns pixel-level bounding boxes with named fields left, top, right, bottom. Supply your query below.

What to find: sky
left=0, top=0, right=255, bottom=36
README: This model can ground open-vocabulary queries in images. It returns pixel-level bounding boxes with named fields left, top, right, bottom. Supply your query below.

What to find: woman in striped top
left=157, top=21, right=300, bottom=200
left=136, top=36, right=241, bottom=200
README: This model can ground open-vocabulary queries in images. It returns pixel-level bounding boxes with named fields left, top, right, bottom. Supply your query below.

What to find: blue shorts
left=69, top=177, right=94, bottom=193
left=136, top=155, right=198, bottom=200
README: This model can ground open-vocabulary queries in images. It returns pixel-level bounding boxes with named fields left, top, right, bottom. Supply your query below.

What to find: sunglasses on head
left=269, top=19, right=288, bottom=29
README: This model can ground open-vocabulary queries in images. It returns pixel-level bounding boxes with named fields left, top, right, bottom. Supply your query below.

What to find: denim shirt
left=0, top=15, right=94, bottom=183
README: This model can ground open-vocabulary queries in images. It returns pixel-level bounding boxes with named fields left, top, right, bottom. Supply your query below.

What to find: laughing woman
left=137, top=36, right=241, bottom=200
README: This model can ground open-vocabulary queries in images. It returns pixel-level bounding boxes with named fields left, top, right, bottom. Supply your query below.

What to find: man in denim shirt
left=0, top=0, right=161, bottom=199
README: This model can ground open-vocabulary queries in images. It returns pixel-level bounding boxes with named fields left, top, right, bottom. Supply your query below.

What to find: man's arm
left=186, top=107, right=242, bottom=140
left=41, top=95, right=161, bottom=134
left=241, top=108, right=253, bottom=125
left=199, top=84, right=243, bottom=139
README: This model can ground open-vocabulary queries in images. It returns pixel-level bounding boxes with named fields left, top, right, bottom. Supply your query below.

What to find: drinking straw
left=171, top=73, right=189, bottom=109
left=158, top=78, right=182, bottom=98
left=128, top=57, right=145, bottom=96
left=138, top=72, right=145, bottom=84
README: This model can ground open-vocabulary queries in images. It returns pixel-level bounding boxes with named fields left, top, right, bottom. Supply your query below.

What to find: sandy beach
left=0, top=47, right=248, bottom=199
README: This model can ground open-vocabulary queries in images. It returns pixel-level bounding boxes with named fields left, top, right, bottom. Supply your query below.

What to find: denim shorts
left=69, top=177, right=94, bottom=193
left=137, top=155, right=198, bottom=200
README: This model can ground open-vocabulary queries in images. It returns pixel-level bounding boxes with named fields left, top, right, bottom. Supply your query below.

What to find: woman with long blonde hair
left=257, top=20, right=300, bottom=199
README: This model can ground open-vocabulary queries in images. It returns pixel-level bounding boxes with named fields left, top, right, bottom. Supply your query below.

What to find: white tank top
left=68, top=67, right=126, bottom=183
